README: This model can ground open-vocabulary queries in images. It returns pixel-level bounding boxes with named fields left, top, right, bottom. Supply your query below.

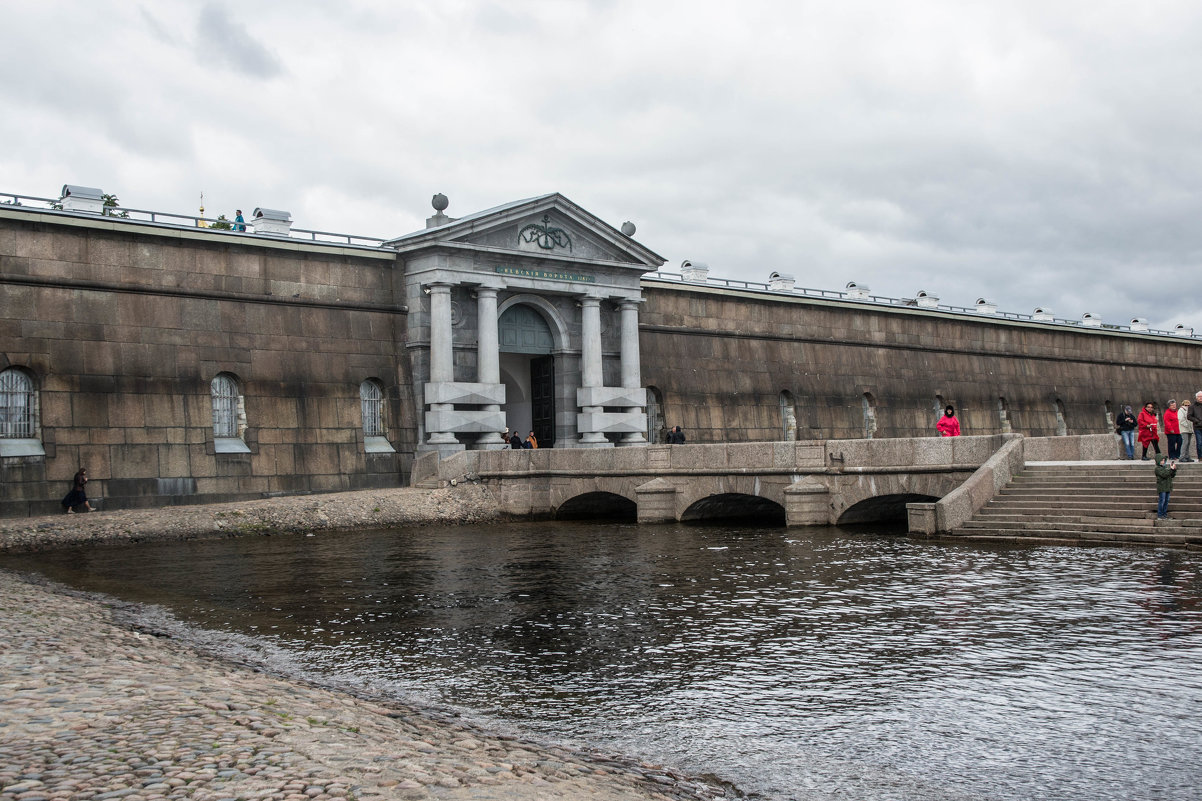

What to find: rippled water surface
left=6, top=522, right=1202, bottom=800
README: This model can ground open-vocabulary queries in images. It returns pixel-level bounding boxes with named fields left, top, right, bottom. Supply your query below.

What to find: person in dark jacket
left=667, top=425, right=686, bottom=444
left=1155, top=454, right=1178, bottom=520
left=1116, top=405, right=1137, bottom=460
left=509, top=432, right=523, bottom=449
left=61, top=467, right=93, bottom=513
left=1188, top=391, right=1202, bottom=459
left=1137, top=402, right=1161, bottom=460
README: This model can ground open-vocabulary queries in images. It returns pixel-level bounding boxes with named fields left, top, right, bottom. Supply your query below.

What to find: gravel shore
left=0, top=490, right=736, bottom=801
left=0, top=485, right=506, bottom=553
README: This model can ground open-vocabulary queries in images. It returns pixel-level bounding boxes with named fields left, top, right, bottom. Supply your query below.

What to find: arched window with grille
left=210, top=373, right=250, bottom=453
left=360, top=378, right=395, bottom=452
left=0, top=368, right=44, bottom=457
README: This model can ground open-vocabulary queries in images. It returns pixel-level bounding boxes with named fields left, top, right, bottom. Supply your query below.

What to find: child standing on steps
left=1155, top=454, right=1178, bottom=520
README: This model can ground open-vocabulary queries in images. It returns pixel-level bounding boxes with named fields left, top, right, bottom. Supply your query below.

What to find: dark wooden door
left=531, top=356, right=555, bottom=448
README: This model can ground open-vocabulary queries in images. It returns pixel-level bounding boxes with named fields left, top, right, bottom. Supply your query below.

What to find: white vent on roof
left=915, top=290, right=939, bottom=308
left=1081, top=312, right=1102, bottom=327
left=1033, top=307, right=1054, bottom=322
left=60, top=184, right=104, bottom=214
left=975, top=298, right=998, bottom=314
left=252, top=207, right=292, bottom=236
left=680, top=260, right=709, bottom=282
left=1130, top=318, right=1149, bottom=332
left=1175, top=323, right=1194, bottom=337
left=768, top=271, right=794, bottom=291
left=845, top=281, right=870, bottom=300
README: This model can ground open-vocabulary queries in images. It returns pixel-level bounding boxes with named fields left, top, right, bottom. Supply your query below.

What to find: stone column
left=425, top=283, right=458, bottom=446
left=476, top=287, right=505, bottom=448
left=619, top=300, right=646, bottom=444
left=578, top=296, right=608, bottom=445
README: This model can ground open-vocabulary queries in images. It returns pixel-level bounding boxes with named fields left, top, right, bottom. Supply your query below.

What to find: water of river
left=5, top=522, right=1202, bottom=801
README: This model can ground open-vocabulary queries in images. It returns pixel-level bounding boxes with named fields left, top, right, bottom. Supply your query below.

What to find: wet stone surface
left=0, top=571, right=731, bottom=801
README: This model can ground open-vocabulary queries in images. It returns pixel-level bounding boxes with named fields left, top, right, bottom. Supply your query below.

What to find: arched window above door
left=498, top=305, right=554, bottom=354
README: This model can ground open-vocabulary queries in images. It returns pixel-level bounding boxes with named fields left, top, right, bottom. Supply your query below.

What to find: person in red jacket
left=936, top=405, right=961, bottom=437
left=1164, top=399, right=1182, bottom=459
left=1137, top=402, right=1161, bottom=461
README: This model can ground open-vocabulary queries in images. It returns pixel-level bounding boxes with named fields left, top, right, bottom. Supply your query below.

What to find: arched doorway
left=499, top=304, right=556, bottom=447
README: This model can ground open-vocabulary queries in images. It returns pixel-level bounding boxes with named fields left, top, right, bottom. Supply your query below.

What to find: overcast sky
left=5, top=1, right=1202, bottom=329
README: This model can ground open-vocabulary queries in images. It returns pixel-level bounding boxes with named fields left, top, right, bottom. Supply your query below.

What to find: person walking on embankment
left=1164, top=399, right=1182, bottom=459
left=1187, top=391, right=1202, bottom=460
left=936, top=405, right=961, bottom=437
left=1138, top=402, right=1161, bottom=460
left=1116, top=405, right=1137, bottom=459
left=1155, top=454, right=1178, bottom=520
left=1179, top=400, right=1195, bottom=463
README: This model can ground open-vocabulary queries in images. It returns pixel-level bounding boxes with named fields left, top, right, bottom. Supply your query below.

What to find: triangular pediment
left=385, top=193, right=666, bottom=269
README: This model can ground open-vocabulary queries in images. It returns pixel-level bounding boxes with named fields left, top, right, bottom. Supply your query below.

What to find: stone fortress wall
left=4, top=201, right=1202, bottom=516
left=638, top=279, right=1202, bottom=443
left=0, top=211, right=411, bottom=516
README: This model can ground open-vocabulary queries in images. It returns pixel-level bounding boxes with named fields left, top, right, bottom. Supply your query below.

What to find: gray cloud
left=195, top=2, right=283, bottom=78
left=5, top=1, right=1202, bottom=331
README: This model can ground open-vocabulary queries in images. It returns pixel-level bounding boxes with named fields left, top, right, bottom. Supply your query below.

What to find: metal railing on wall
left=0, top=191, right=388, bottom=249
left=644, top=270, right=1202, bottom=341
left=3, top=189, right=1196, bottom=341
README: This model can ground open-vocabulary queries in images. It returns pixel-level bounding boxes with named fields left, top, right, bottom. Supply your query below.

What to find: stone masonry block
left=951, top=436, right=994, bottom=465
left=913, top=437, right=954, bottom=465
left=671, top=444, right=726, bottom=470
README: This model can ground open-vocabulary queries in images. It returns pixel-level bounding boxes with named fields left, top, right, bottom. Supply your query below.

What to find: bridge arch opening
left=555, top=492, right=637, bottom=521
left=680, top=493, right=785, bottom=526
left=837, top=493, right=940, bottom=526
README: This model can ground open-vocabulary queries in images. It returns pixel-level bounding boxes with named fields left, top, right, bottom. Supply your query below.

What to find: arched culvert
left=838, top=493, right=940, bottom=526
left=680, top=493, right=786, bottom=526
left=555, top=492, right=637, bottom=521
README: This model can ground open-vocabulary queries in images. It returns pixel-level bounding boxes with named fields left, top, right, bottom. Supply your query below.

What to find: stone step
left=975, top=508, right=1152, bottom=521
left=959, top=519, right=1157, bottom=535
left=989, top=497, right=1202, bottom=510
left=945, top=529, right=1202, bottom=546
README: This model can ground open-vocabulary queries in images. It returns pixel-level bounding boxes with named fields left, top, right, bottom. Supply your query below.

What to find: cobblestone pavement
left=0, top=572, right=732, bottom=801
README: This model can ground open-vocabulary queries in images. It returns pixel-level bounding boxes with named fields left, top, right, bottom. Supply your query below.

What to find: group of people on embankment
left=1115, top=391, right=1202, bottom=461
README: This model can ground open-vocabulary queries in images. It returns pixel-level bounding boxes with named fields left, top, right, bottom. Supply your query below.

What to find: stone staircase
left=952, top=462, right=1202, bottom=547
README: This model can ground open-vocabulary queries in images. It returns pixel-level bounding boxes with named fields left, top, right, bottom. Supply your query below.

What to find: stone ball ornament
left=432, top=193, right=449, bottom=212
left=620, top=221, right=636, bottom=236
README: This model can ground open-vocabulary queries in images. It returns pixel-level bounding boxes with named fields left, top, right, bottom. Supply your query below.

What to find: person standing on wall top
left=1178, top=400, right=1195, bottom=463
left=1137, top=402, right=1161, bottom=460
left=1164, top=399, right=1182, bottom=459
left=233, top=209, right=246, bottom=232
left=1187, top=391, right=1202, bottom=460
left=1116, top=405, right=1137, bottom=460
left=1155, top=454, right=1178, bottom=520
left=936, top=405, right=961, bottom=437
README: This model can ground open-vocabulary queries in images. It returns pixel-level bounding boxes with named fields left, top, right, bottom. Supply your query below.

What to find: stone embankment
left=0, top=490, right=735, bottom=801
left=0, top=485, right=506, bottom=553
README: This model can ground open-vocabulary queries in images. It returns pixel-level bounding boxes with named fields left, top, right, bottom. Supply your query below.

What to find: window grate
left=0, top=369, right=36, bottom=438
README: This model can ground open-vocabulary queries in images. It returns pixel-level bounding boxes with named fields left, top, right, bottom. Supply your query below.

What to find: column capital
left=424, top=282, right=454, bottom=295
left=614, top=297, right=645, bottom=309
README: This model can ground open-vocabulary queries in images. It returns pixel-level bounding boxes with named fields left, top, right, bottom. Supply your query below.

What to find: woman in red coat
left=1137, top=402, right=1161, bottom=461
left=936, top=405, right=961, bottom=437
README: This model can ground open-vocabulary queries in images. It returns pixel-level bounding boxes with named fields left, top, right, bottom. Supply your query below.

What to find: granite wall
left=638, top=280, right=1202, bottom=444
left=0, top=213, right=413, bottom=516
